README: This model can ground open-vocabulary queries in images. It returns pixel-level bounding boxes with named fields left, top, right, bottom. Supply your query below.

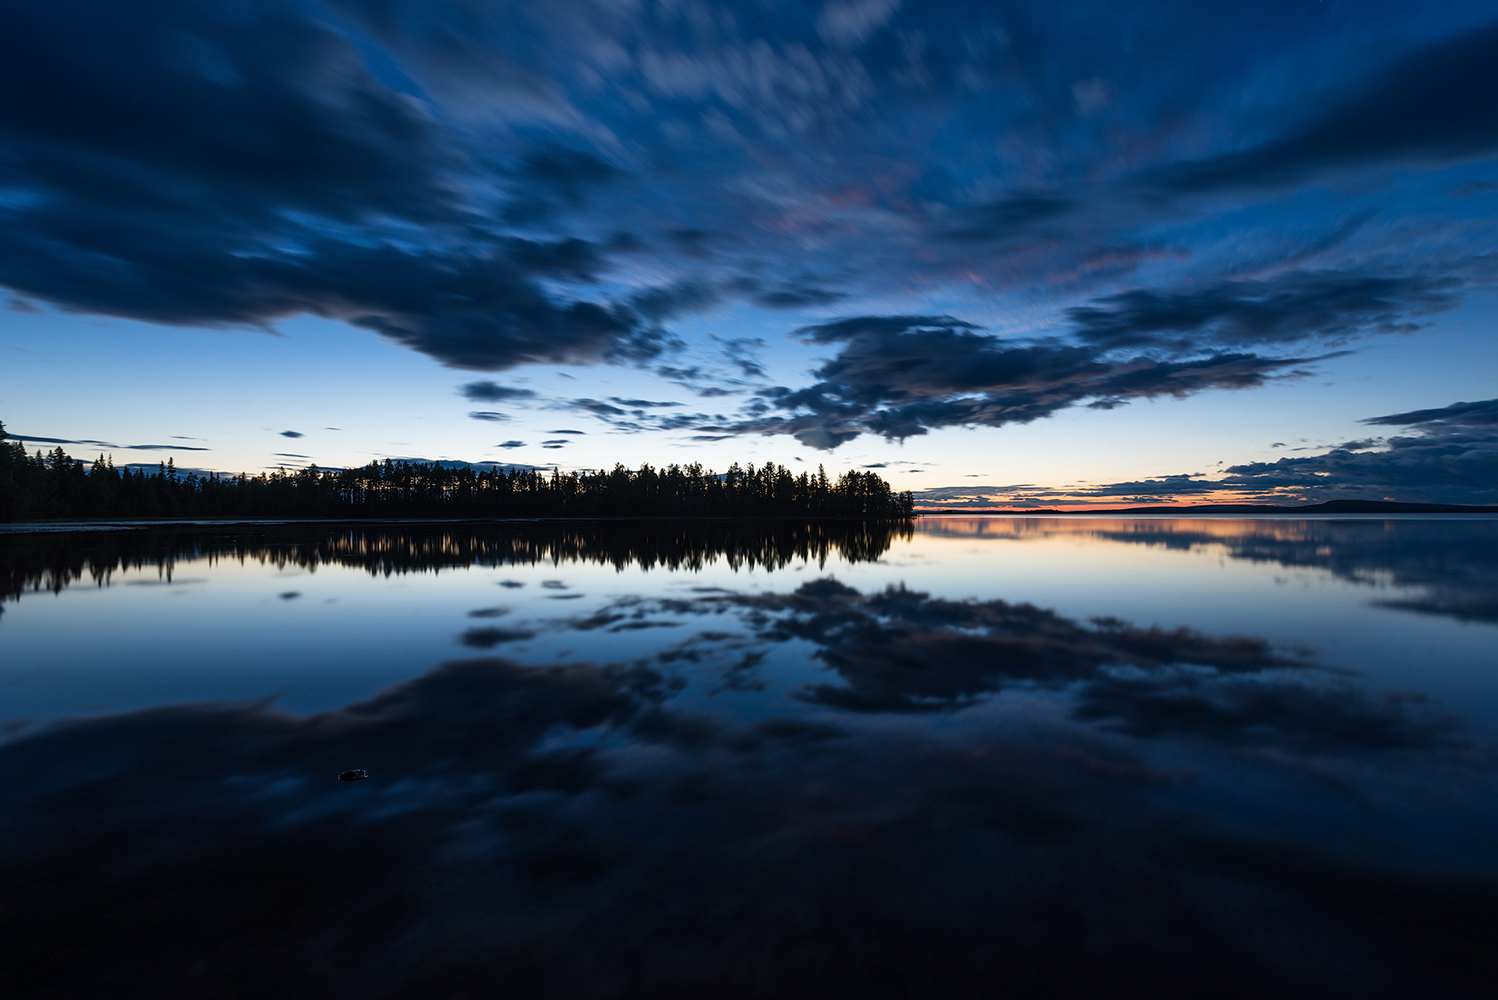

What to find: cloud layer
left=3, top=1, right=1497, bottom=448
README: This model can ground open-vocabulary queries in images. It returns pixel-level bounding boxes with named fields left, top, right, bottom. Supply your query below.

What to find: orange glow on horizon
left=912, top=487, right=1320, bottom=511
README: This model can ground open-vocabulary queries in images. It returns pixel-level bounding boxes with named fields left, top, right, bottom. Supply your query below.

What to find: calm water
left=3, top=517, right=1497, bottom=998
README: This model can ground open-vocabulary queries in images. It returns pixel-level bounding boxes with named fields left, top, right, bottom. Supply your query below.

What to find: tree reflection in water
left=0, top=519, right=911, bottom=607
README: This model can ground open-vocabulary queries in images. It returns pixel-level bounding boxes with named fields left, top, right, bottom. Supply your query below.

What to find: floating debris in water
left=337, top=769, right=368, bottom=782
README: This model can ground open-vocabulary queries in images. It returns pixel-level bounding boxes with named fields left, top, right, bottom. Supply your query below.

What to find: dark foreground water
left=3, top=517, right=1497, bottom=999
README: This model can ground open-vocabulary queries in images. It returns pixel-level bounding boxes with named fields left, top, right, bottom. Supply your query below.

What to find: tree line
left=0, top=423, right=915, bottom=521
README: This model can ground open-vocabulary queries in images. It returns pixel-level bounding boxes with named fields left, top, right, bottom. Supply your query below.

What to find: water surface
left=3, top=517, right=1496, bottom=998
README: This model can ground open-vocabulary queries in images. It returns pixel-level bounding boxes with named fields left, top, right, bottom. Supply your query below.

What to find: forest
left=0, top=423, right=915, bottom=521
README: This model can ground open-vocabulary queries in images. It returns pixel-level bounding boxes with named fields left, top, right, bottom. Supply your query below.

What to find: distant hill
left=920, top=499, right=1498, bottom=515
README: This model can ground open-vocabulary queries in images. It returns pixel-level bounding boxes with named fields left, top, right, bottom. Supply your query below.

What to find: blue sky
left=2, top=0, right=1497, bottom=505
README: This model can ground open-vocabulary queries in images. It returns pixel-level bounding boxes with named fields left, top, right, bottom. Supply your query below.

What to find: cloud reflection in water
left=3, top=567, right=1496, bottom=997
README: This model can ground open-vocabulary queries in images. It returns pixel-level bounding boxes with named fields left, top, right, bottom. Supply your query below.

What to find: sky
left=1, top=0, right=1497, bottom=507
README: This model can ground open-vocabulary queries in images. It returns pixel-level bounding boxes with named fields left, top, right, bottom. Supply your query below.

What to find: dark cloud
left=1157, top=21, right=1498, bottom=191
left=627, top=280, right=721, bottom=322
left=722, top=265, right=1456, bottom=449
left=468, top=411, right=510, bottom=422
left=496, top=440, right=526, bottom=448
left=541, top=439, right=571, bottom=446
left=347, top=268, right=651, bottom=371
left=1363, top=398, right=1498, bottom=428
left=2, top=433, right=211, bottom=452
left=501, top=144, right=622, bottom=223
left=1067, top=272, right=1459, bottom=352
left=0, top=0, right=656, bottom=372
left=567, top=398, right=628, bottom=417
left=748, top=278, right=847, bottom=310
left=501, top=236, right=605, bottom=281
left=664, top=228, right=722, bottom=260
left=3, top=434, right=117, bottom=447
left=734, top=315, right=1312, bottom=449
left=519, top=144, right=619, bottom=188
left=460, top=381, right=539, bottom=402
left=130, top=443, right=214, bottom=452
left=280, top=431, right=303, bottom=438
left=609, top=398, right=681, bottom=409
left=942, top=193, right=1074, bottom=243
left=547, top=429, right=586, bottom=435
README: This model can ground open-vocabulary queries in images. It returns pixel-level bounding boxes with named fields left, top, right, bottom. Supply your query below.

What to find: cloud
left=731, top=315, right=1314, bottom=449
left=567, top=398, right=629, bottom=417
left=0, top=0, right=659, bottom=372
left=746, top=278, right=848, bottom=310
left=123, top=444, right=211, bottom=451
left=1363, top=398, right=1498, bottom=428
left=546, top=429, right=587, bottom=435
left=460, top=381, right=539, bottom=402
left=280, top=431, right=304, bottom=438
left=1066, top=272, right=1459, bottom=352
left=501, top=144, right=622, bottom=223
left=818, top=0, right=902, bottom=48
left=941, top=194, right=1074, bottom=243
left=496, top=440, right=526, bottom=449
left=3, top=434, right=117, bottom=447
left=1056, top=396, right=1498, bottom=506
left=719, top=265, right=1459, bottom=449
left=1210, top=397, right=1498, bottom=503
left=468, top=411, right=510, bottom=422
left=1157, top=21, right=1498, bottom=192
left=609, top=398, right=682, bottom=409
left=2, top=433, right=212, bottom=452
left=627, top=280, right=721, bottom=322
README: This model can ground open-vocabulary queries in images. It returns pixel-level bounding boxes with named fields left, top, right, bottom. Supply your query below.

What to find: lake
left=3, top=516, right=1497, bottom=998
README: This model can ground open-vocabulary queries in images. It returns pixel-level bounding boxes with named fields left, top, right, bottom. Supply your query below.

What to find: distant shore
left=917, top=499, right=1498, bottom=516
